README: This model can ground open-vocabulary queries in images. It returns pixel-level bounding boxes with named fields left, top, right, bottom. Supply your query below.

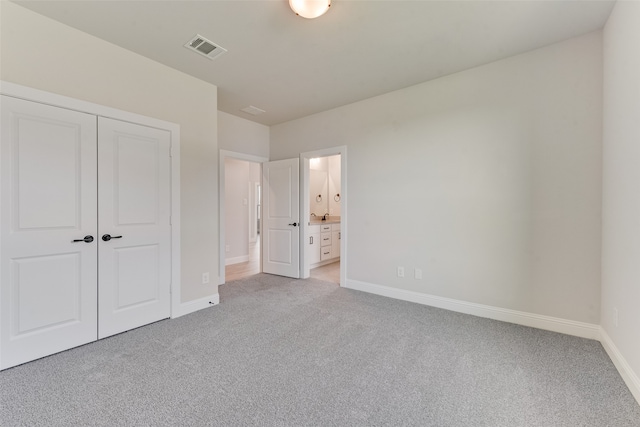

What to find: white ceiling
left=14, top=0, right=615, bottom=126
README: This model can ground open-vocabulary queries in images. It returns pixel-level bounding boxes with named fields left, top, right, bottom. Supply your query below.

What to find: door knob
left=288, top=222, right=298, bottom=227
left=72, top=235, right=94, bottom=243
left=102, top=234, right=123, bottom=241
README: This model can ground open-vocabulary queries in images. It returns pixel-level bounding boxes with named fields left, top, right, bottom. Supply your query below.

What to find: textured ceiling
left=14, top=0, right=615, bottom=125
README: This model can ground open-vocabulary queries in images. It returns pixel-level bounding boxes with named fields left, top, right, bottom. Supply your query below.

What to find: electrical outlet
left=415, top=268, right=422, bottom=280
left=226, top=245, right=230, bottom=253
left=397, top=266, right=405, bottom=278
left=613, top=307, right=618, bottom=327
left=202, top=272, right=210, bottom=284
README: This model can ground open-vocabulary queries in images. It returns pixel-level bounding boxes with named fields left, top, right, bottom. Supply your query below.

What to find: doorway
left=301, top=146, right=347, bottom=286
left=219, top=150, right=268, bottom=284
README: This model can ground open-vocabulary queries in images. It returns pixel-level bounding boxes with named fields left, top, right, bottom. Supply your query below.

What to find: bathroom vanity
left=308, top=219, right=340, bottom=268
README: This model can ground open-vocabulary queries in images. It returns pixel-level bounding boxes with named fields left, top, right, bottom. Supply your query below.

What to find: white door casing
left=218, top=150, right=268, bottom=285
left=97, top=118, right=171, bottom=339
left=262, top=158, right=300, bottom=278
left=0, top=96, right=98, bottom=369
left=300, top=147, right=347, bottom=285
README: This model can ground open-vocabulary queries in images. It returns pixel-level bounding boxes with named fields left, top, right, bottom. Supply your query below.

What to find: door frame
left=218, top=150, right=268, bottom=284
left=300, top=146, right=347, bottom=286
left=0, top=81, right=183, bottom=320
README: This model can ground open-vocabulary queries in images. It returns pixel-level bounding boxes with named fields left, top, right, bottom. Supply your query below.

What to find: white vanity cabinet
left=308, top=225, right=321, bottom=265
left=320, top=236, right=332, bottom=261
left=320, top=224, right=333, bottom=261
left=308, top=221, right=340, bottom=268
left=331, top=223, right=341, bottom=258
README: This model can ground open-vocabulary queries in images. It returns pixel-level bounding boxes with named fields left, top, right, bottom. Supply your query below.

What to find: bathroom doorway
left=300, top=146, right=347, bottom=286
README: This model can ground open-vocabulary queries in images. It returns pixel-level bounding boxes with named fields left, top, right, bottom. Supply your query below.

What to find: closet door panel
left=98, top=117, right=171, bottom=339
left=0, top=96, right=98, bottom=370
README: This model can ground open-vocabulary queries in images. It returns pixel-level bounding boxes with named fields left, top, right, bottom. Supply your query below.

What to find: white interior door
left=97, top=118, right=171, bottom=339
left=262, top=158, right=300, bottom=278
left=0, top=96, right=98, bottom=369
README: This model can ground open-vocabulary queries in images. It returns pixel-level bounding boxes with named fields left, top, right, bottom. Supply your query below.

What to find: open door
left=262, top=158, right=300, bottom=278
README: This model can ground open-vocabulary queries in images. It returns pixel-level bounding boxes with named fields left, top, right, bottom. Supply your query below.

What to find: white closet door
left=0, top=96, right=98, bottom=370
left=97, top=117, right=171, bottom=339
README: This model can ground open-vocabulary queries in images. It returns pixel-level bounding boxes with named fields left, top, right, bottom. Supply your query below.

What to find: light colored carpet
left=1, top=273, right=639, bottom=426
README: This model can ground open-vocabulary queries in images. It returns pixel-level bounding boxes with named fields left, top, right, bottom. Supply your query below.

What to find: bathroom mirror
left=310, top=170, right=328, bottom=216
left=309, top=155, right=341, bottom=218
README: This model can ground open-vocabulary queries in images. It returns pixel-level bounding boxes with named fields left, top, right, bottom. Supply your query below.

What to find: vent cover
left=184, top=34, right=227, bottom=60
left=241, top=105, right=266, bottom=116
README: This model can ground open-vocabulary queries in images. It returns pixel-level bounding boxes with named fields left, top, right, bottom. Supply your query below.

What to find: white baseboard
left=225, top=255, right=249, bottom=266
left=344, top=279, right=639, bottom=407
left=344, top=279, right=600, bottom=340
left=599, top=328, right=640, bottom=405
left=172, top=293, right=219, bottom=318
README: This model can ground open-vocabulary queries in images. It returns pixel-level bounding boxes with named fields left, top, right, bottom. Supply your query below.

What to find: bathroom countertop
left=309, top=217, right=341, bottom=225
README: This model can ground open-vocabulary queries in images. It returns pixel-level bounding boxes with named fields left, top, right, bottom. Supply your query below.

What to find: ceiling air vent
left=241, top=105, right=266, bottom=116
left=184, top=34, right=227, bottom=60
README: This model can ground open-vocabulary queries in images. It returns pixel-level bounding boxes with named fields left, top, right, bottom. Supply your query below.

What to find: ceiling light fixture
left=289, top=0, right=331, bottom=19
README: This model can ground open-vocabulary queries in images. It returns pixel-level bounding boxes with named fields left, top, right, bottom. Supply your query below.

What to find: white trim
left=0, top=80, right=182, bottom=324
left=599, top=328, right=640, bottom=405
left=300, top=146, right=347, bottom=287
left=250, top=181, right=260, bottom=243
left=219, top=150, right=268, bottom=284
left=344, top=278, right=640, bottom=404
left=172, top=294, right=219, bottom=319
left=344, top=279, right=601, bottom=340
left=225, top=255, right=249, bottom=266
left=0, top=81, right=175, bottom=132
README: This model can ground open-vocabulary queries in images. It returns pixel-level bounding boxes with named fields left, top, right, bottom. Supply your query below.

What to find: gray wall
left=602, top=0, right=640, bottom=396
left=271, top=32, right=603, bottom=324
left=218, top=111, right=269, bottom=158
left=1, top=2, right=219, bottom=303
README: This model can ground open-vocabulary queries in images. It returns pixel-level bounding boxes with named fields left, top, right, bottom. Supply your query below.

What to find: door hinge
left=169, top=215, right=172, bottom=226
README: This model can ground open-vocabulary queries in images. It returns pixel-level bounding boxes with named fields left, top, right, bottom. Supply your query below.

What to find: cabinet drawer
left=320, top=247, right=332, bottom=261
left=320, top=232, right=331, bottom=247
left=320, top=224, right=332, bottom=233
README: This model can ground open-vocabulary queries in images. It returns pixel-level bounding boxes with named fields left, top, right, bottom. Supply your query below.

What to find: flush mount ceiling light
left=289, top=0, right=331, bottom=19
